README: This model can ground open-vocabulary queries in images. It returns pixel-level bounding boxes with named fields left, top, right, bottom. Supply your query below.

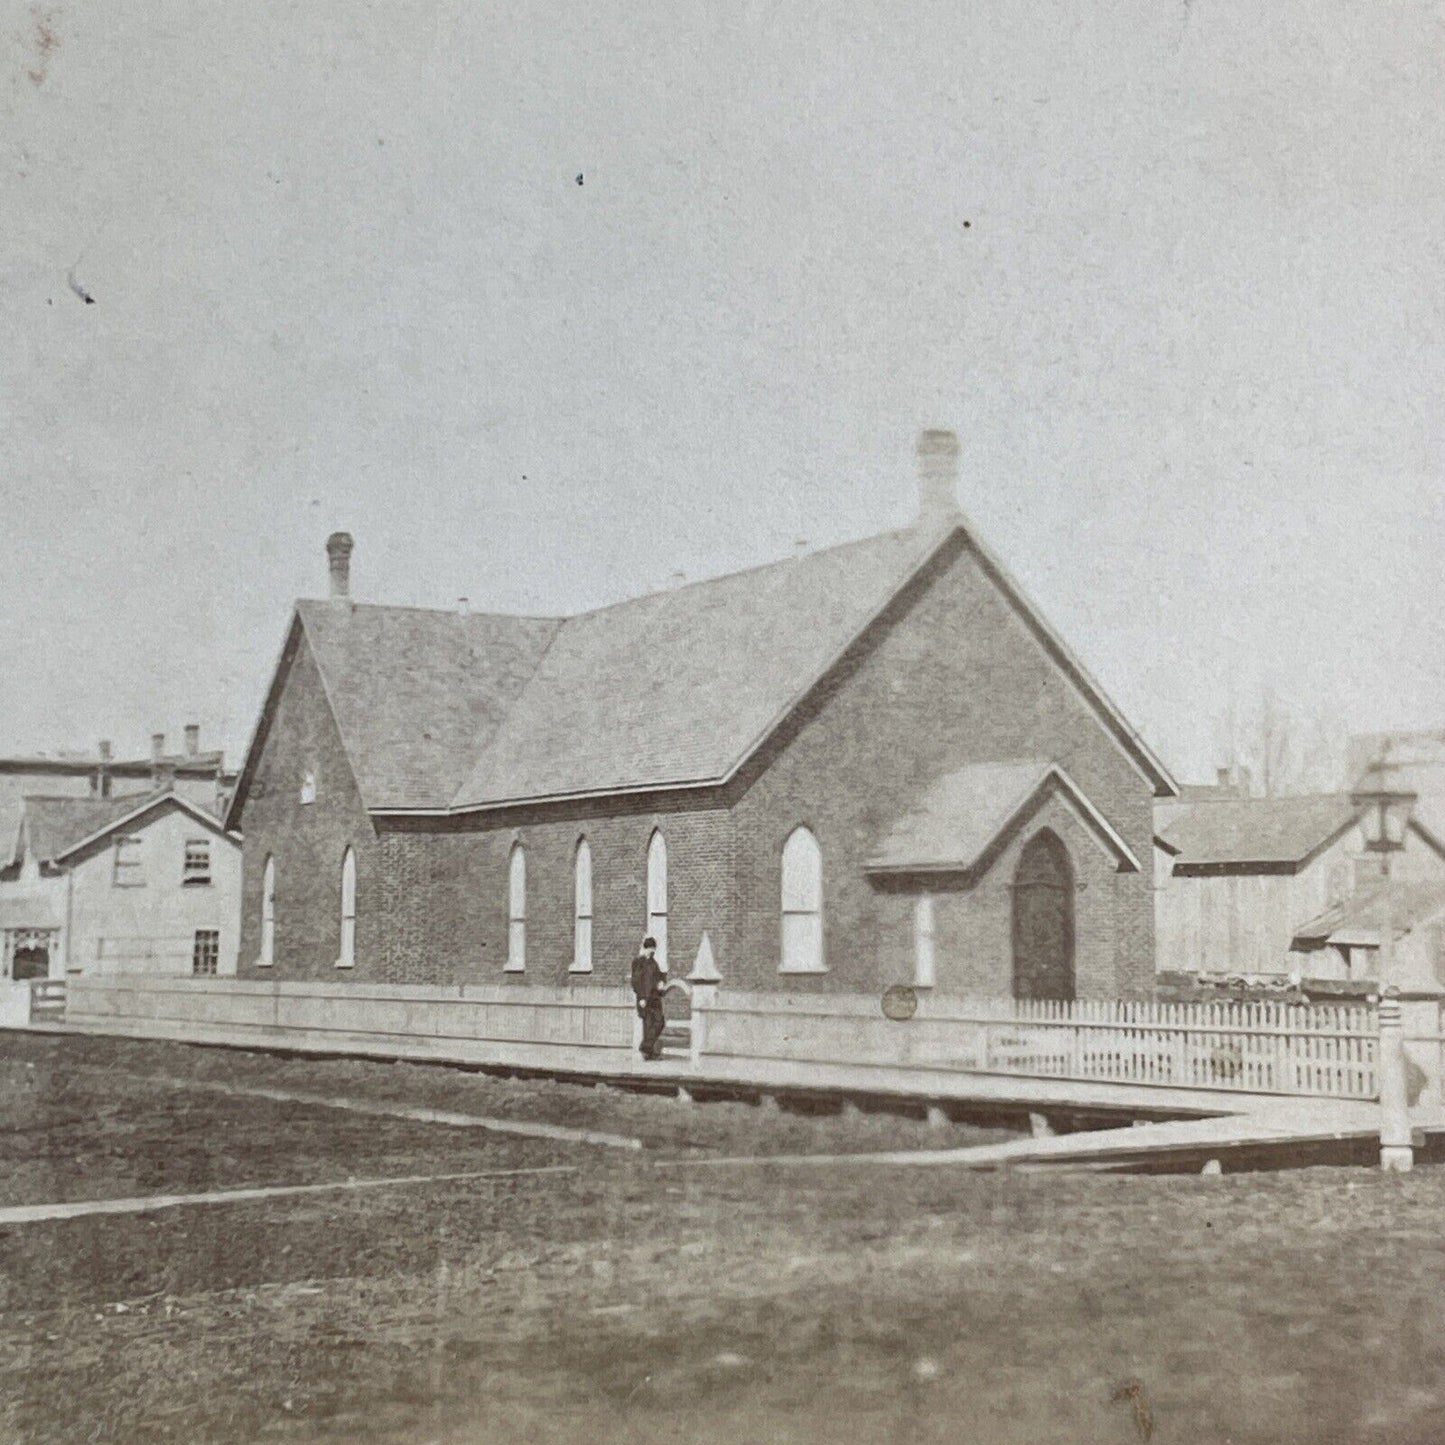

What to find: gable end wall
left=727, top=534, right=1157, bottom=996
left=236, top=626, right=379, bottom=978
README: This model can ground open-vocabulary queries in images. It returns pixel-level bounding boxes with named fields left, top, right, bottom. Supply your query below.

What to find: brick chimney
left=93, top=740, right=113, bottom=796
left=916, top=429, right=960, bottom=529
left=326, top=532, right=354, bottom=601
left=150, top=732, right=173, bottom=790
left=184, top=723, right=200, bottom=757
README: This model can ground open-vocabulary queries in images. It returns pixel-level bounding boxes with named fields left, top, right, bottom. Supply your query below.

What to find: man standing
left=630, top=935, right=666, bottom=1060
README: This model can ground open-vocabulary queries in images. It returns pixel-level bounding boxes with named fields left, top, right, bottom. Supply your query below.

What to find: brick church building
left=227, top=432, right=1176, bottom=1002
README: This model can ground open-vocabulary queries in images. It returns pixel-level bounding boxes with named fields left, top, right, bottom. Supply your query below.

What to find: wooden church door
left=1011, top=831, right=1075, bottom=1002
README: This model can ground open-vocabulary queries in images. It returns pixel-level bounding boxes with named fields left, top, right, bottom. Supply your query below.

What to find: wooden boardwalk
left=666, top=1100, right=1444, bottom=1175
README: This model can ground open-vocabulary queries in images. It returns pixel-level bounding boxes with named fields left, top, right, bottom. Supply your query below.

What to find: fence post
left=686, top=930, right=721, bottom=1070
left=1378, top=988, right=1413, bottom=1172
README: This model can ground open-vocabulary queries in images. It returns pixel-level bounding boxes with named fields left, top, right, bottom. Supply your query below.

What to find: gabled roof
left=230, top=515, right=1177, bottom=822
left=451, top=525, right=947, bottom=809
left=1293, top=880, right=1445, bottom=950
left=295, top=602, right=561, bottom=810
left=1158, top=794, right=1361, bottom=873
left=13, top=791, right=235, bottom=869
left=17, top=793, right=164, bottom=867
left=866, top=758, right=1143, bottom=877
left=449, top=519, right=1174, bottom=811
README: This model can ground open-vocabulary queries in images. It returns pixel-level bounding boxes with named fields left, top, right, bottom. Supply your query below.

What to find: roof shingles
left=450, top=526, right=939, bottom=808
left=296, top=603, right=561, bottom=810
left=20, top=792, right=170, bottom=865
left=274, top=515, right=1173, bottom=817
left=1158, top=795, right=1359, bottom=869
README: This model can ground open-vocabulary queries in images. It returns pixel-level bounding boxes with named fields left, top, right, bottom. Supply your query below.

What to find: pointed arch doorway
left=1011, top=831, right=1075, bottom=1001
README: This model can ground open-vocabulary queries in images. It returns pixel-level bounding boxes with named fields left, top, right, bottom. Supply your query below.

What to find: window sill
left=777, top=964, right=829, bottom=976
left=254, top=959, right=274, bottom=969
left=333, top=959, right=355, bottom=970
left=568, top=963, right=593, bottom=975
left=502, top=963, right=526, bottom=974
left=181, top=879, right=212, bottom=888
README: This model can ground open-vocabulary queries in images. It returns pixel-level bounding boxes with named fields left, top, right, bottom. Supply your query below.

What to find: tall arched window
left=646, top=830, right=668, bottom=969
left=506, top=844, right=527, bottom=972
left=572, top=838, right=593, bottom=973
left=260, top=855, right=276, bottom=967
left=780, top=826, right=824, bottom=973
left=338, top=848, right=356, bottom=969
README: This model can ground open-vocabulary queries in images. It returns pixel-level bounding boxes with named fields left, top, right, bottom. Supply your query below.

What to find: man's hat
left=642, top=936, right=657, bottom=950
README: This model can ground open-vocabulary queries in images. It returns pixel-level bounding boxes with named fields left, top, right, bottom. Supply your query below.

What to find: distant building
left=227, top=432, right=1176, bottom=1005
left=0, top=788, right=241, bottom=1024
left=1292, top=879, right=1445, bottom=984
left=1154, top=793, right=1445, bottom=979
left=0, top=726, right=236, bottom=875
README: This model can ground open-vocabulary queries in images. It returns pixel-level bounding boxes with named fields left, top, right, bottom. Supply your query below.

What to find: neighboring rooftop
left=17, top=792, right=171, bottom=866
left=7, top=789, right=231, bottom=872
left=1293, top=879, right=1445, bottom=950
left=1157, top=794, right=1360, bottom=872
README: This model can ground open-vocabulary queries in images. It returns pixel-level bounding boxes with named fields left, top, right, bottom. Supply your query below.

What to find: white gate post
left=1378, top=988, right=1413, bottom=1172
left=686, top=930, right=721, bottom=1070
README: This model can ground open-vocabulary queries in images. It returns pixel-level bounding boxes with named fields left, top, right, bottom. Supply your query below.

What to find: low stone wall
left=64, top=975, right=638, bottom=1073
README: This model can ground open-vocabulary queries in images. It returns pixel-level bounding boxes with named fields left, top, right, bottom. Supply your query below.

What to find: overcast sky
left=3, top=0, right=1442, bottom=784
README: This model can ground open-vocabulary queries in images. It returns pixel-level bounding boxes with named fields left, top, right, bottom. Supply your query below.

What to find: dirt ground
left=0, top=1030, right=1020, bottom=1163
left=3, top=1034, right=1445, bottom=1445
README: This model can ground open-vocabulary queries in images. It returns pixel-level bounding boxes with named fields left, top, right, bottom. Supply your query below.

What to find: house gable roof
left=231, top=515, right=1177, bottom=821
left=1157, top=794, right=1362, bottom=874
left=16, top=793, right=162, bottom=867
left=866, top=758, right=1143, bottom=877
left=1293, top=880, right=1445, bottom=950
left=16, top=791, right=236, bottom=868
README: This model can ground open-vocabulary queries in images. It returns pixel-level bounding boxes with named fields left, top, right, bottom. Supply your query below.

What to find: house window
left=572, top=838, right=593, bottom=973
left=112, top=835, right=144, bottom=888
left=780, top=826, right=824, bottom=973
left=192, top=929, right=220, bottom=977
left=337, top=847, right=356, bottom=968
left=300, top=770, right=317, bottom=805
left=183, top=839, right=212, bottom=886
left=260, top=855, right=276, bottom=966
left=506, top=844, right=526, bottom=971
left=913, top=894, right=936, bottom=988
left=646, top=830, right=668, bottom=970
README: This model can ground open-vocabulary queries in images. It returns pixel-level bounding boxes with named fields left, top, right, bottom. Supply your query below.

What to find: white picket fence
left=985, top=998, right=1378, bottom=1098
left=702, top=994, right=1380, bottom=1100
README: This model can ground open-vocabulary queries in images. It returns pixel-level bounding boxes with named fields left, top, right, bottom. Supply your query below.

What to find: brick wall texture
left=238, top=532, right=1159, bottom=999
